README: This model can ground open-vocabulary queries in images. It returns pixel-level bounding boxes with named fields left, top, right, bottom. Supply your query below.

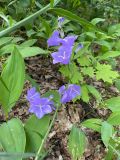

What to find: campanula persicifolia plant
left=0, top=1, right=120, bottom=159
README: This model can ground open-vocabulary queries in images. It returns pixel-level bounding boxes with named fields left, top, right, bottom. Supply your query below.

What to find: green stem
left=0, top=0, right=60, bottom=37
left=35, top=106, right=59, bottom=160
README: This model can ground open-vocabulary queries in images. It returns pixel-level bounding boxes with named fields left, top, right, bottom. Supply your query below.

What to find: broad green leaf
left=25, top=115, right=50, bottom=153
left=0, top=152, right=35, bottom=160
left=68, top=126, right=87, bottom=160
left=51, top=8, right=98, bottom=30
left=1, top=47, right=25, bottom=113
left=81, top=85, right=89, bottom=103
left=0, top=118, right=26, bottom=160
left=19, top=47, right=49, bottom=58
left=20, top=39, right=37, bottom=47
left=0, top=37, right=13, bottom=47
left=98, top=51, right=120, bottom=60
left=105, top=96, right=120, bottom=112
left=96, top=63, right=119, bottom=83
left=91, top=18, right=105, bottom=25
left=0, top=77, right=9, bottom=110
left=81, top=67, right=95, bottom=78
left=81, top=118, right=102, bottom=132
left=0, top=44, right=15, bottom=56
left=107, top=112, right=120, bottom=125
left=101, top=121, right=113, bottom=148
left=87, top=85, right=102, bottom=101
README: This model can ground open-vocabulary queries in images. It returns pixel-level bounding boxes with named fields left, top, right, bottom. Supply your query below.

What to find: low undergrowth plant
left=0, top=1, right=120, bottom=160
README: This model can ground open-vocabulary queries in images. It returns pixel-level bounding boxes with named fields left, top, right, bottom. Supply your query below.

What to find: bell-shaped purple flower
left=75, top=44, right=83, bottom=53
left=58, top=17, right=65, bottom=28
left=59, top=84, right=81, bottom=104
left=51, top=45, right=72, bottom=64
left=27, top=87, right=54, bottom=119
left=47, top=30, right=62, bottom=47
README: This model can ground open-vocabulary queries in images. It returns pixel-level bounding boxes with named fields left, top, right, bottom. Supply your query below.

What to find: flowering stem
left=35, top=105, right=59, bottom=160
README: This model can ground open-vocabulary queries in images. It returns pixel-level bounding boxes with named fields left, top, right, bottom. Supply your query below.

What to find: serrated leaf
left=96, top=63, right=119, bottom=83
left=81, top=67, right=95, bottom=78
left=77, top=56, right=91, bottom=66
left=0, top=118, right=26, bottom=160
left=1, top=47, right=25, bottom=113
left=71, top=71, right=83, bottom=83
left=25, top=115, right=50, bottom=153
left=81, top=85, right=89, bottom=103
left=101, top=121, right=113, bottom=148
left=105, top=96, right=120, bottom=112
left=87, top=85, right=102, bottom=101
left=59, top=65, right=70, bottom=77
left=82, top=118, right=102, bottom=132
left=68, top=126, right=87, bottom=160
left=107, top=112, right=120, bottom=125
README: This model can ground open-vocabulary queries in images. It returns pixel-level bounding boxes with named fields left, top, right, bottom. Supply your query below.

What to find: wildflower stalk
left=35, top=105, right=59, bottom=160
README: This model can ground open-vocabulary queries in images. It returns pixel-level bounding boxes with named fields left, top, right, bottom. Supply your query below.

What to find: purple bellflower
left=59, top=84, right=81, bottom=104
left=47, top=30, right=62, bottom=47
left=51, top=35, right=77, bottom=64
left=58, top=17, right=65, bottom=28
left=27, top=88, right=54, bottom=119
left=75, top=44, right=83, bottom=53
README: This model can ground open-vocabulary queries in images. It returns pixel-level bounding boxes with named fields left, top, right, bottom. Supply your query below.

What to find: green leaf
left=0, top=37, right=13, bottom=47
left=20, top=39, right=37, bottom=47
left=81, top=85, right=89, bottom=103
left=115, top=79, right=120, bottom=91
left=87, top=85, right=102, bottom=101
left=25, top=115, right=50, bottom=153
left=107, top=112, right=120, bottom=125
left=1, top=47, right=25, bottom=113
left=91, top=18, right=105, bottom=25
left=81, top=67, right=95, bottom=78
left=81, top=118, right=102, bottom=132
left=96, top=63, right=119, bottom=83
left=98, top=51, right=120, bottom=60
left=0, top=77, right=9, bottom=110
left=50, top=0, right=54, bottom=7
left=51, top=8, right=98, bottom=30
left=0, top=118, right=26, bottom=160
left=105, top=96, right=120, bottom=112
left=68, top=126, right=87, bottom=160
left=0, top=152, right=35, bottom=160
left=77, top=56, right=91, bottom=66
left=19, top=47, right=49, bottom=58
left=101, top=121, right=113, bottom=148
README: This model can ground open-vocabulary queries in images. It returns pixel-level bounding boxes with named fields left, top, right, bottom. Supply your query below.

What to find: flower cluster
left=27, top=84, right=81, bottom=119
left=26, top=17, right=82, bottom=119
left=47, top=30, right=77, bottom=64
left=27, top=88, right=54, bottom=119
